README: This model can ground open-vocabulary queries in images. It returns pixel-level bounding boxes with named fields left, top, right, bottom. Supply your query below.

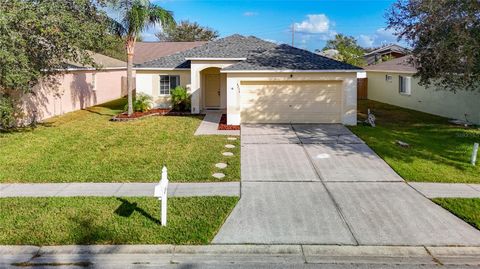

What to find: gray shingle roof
left=136, top=34, right=276, bottom=68
left=223, top=44, right=362, bottom=71
left=136, top=34, right=362, bottom=71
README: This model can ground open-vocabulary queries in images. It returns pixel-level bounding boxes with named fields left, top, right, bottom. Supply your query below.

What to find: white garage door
left=240, top=80, right=343, bottom=123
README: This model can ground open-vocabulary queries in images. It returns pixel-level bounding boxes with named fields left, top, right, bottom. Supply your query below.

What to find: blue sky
left=139, top=0, right=401, bottom=51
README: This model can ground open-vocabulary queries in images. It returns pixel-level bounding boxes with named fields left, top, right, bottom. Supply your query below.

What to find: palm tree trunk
left=126, top=40, right=135, bottom=116
left=127, top=53, right=133, bottom=116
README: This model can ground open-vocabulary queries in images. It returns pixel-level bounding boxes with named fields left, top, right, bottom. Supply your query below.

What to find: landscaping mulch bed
left=218, top=114, right=240, bottom=130
left=111, top=109, right=192, bottom=121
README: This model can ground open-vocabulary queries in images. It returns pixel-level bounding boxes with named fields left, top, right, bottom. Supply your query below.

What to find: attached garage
left=240, top=80, right=343, bottom=123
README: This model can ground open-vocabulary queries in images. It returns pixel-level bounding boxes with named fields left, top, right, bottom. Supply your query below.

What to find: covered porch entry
left=200, top=67, right=226, bottom=110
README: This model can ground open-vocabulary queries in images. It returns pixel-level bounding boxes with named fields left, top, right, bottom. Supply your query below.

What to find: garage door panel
left=240, top=81, right=342, bottom=123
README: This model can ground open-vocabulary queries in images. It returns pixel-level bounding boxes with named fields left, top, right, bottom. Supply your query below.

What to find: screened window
left=159, top=75, right=180, bottom=95
left=399, top=75, right=411, bottom=95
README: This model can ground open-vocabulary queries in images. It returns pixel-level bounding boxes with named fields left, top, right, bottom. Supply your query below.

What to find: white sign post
left=154, top=166, right=169, bottom=226
left=471, top=143, right=479, bottom=166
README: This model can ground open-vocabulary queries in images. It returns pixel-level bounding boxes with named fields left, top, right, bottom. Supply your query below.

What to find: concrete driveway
left=213, top=124, right=480, bottom=245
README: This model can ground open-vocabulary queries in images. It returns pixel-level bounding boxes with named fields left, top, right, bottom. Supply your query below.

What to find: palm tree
left=109, top=0, right=175, bottom=115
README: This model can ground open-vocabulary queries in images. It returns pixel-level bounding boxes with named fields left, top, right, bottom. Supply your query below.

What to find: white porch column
left=226, top=75, right=241, bottom=125
left=342, top=75, right=357, bottom=125
left=190, top=65, right=201, bottom=114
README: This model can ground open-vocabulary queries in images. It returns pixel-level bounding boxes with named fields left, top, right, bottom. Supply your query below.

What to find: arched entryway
left=201, top=67, right=223, bottom=109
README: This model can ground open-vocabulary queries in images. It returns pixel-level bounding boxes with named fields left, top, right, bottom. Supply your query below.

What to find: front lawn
left=433, top=198, right=480, bottom=231
left=0, top=98, right=240, bottom=183
left=349, top=100, right=480, bottom=183
left=0, top=196, right=238, bottom=245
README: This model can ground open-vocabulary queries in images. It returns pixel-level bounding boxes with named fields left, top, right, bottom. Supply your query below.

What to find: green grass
left=0, top=196, right=238, bottom=245
left=349, top=100, right=480, bottom=183
left=433, top=198, right=480, bottom=230
left=0, top=98, right=240, bottom=183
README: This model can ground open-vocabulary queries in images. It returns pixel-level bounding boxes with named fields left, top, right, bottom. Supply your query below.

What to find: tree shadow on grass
left=68, top=215, right=118, bottom=245
left=83, top=108, right=117, bottom=117
left=114, top=198, right=161, bottom=225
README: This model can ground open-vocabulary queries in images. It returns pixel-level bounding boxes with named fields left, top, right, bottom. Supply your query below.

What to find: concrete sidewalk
left=409, top=182, right=480, bottom=198
left=1, top=244, right=480, bottom=267
left=0, top=182, right=240, bottom=197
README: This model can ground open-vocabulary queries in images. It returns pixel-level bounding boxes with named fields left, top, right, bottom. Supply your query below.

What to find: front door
left=205, top=74, right=221, bottom=108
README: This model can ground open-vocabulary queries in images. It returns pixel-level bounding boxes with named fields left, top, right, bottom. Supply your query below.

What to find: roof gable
left=364, top=55, right=416, bottom=73
left=136, top=34, right=276, bottom=69
left=364, top=44, right=409, bottom=57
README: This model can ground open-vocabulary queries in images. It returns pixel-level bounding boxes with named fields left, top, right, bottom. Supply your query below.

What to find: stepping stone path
left=227, top=137, right=237, bottom=141
left=223, top=152, right=234, bottom=156
left=215, top=163, right=228, bottom=169
left=225, top=144, right=236, bottom=149
left=212, top=173, right=225, bottom=179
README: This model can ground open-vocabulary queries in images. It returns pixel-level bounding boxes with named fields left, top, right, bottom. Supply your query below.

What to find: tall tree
left=0, top=0, right=113, bottom=94
left=157, top=20, right=219, bottom=42
left=387, top=0, right=480, bottom=91
left=109, top=0, right=175, bottom=115
left=318, top=34, right=366, bottom=66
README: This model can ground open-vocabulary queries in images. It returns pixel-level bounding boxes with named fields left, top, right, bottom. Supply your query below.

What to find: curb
left=2, top=245, right=480, bottom=265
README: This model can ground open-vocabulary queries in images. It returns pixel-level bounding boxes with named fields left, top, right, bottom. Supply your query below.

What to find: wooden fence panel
left=357, top=78, right=368, bottom=100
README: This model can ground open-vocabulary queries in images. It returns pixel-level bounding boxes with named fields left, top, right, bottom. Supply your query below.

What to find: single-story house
left=134, top=34, right=362, bottom=125
left=364, top=44, right=409, bottom=66
left=364, top=56, right=480, bottom=124
left=21, top=52, right=126, bottom=122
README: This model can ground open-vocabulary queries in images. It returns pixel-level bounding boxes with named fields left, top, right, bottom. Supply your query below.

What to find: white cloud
left=141, top=23, right=164, bottom=41
left=243, top=11, right=258, bottom=17
left=264, top=38, right=280, bottom=44
left=358, top=34, right=374, bottom=47
left=374, top=28, right=397, bottom=45
left=358, top=28, right=399, bottom=47
left=294, top=14, right=331, bottom=34
left=320, top=30, right=337, bottom=41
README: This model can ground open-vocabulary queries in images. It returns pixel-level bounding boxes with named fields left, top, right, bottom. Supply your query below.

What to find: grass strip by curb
left=0, top=196, right=238, bottom=245
left=433, top=198, right=480, bottom=230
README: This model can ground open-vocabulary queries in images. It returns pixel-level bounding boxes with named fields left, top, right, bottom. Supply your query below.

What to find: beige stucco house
left=365, top=56, right=480, bottom=124
left=134, top=35, right=362, bottom=125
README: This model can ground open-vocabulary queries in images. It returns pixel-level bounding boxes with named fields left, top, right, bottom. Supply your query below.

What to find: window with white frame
left=399, top=75, right=411, bottom=95
left=159, top=75, right=180, bottom=95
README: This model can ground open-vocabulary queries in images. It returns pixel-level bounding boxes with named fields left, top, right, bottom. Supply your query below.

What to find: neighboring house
left=317, top=49, right=339, bottom=59
left=135, top=34, right=362, bottom=125
left=364, top=56, right=480, bottom=124
left=133, top=41, right=207, bottom=65
left=21, top=53, right=126, bottom=122
left=364, top=44, right=409, bottom=66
